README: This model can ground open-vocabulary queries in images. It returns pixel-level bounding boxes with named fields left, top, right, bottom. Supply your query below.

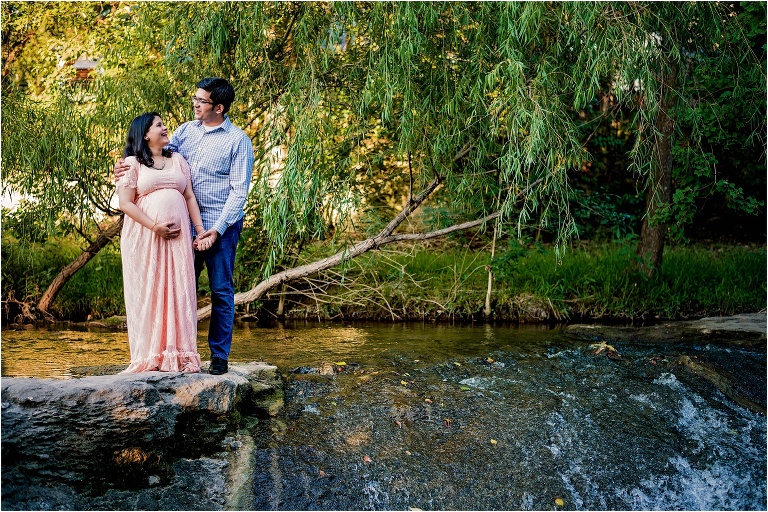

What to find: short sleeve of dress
left=175, top=153, right=192, bottom=181
left=117, top=157, right=139, bottom=189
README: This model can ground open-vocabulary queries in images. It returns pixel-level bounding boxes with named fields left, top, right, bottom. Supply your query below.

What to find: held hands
left=194, top=229, right=218, bottom=251
left=152, top=221, right=181, bottom=240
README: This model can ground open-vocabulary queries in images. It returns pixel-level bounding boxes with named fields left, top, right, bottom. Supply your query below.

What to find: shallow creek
left=2, top=321, right=765, bottom=510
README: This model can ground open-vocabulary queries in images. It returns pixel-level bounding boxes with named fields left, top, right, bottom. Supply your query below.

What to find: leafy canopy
left=2, top=2, right=762, bottom=272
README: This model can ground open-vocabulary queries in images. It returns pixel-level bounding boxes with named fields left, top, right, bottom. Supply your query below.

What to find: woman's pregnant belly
left=139, top=188, right=188, bottom=228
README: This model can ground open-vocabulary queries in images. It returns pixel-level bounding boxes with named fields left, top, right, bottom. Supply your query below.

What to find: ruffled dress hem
left=120, top=350, right=202, bottom=374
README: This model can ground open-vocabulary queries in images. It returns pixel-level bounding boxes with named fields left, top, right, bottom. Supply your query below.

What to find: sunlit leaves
left=152, top=1, right=761, bottom=270
left=3, top=1, right=763, bottom=272
left=2, top=89, right=118, bottom=236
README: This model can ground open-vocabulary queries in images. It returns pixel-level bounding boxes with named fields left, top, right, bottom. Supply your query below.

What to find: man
left=115, top=77, right=254, bottom=375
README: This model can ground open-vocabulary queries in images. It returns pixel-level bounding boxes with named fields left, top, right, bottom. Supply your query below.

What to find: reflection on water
left=229, top=321, right=561, bottom=373
left=0, top=321, right=559, bottom=379
left=1, top=327, right=131, bottom=379
left=1, top=321, right=765, bottom=510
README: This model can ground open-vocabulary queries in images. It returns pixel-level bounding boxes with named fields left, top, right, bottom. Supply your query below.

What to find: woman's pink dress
left=118, top=153, right=201, bottom=373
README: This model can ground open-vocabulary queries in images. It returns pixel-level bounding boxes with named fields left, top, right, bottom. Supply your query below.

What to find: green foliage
left=2, top=233, right=124, bottom=321
left=1, top=1, right=764, bottom=318
left=2, top=1, right=195, bottom=244
left=2, top=2, right=120, bottom=95
left=6, top=2, right=763, bottom=252
left=277, top=239, right=765, bottom=322
left=658, top=1, right=767, bottom=242
left=492, top=241, right=766, bottom=320
left=2, top=90, right=120, bottom=227
left=2, top=203, right=58, bottom=244
left=4, top=224, right=762, bottom=323
left=568, top=189, right=643, bottom=242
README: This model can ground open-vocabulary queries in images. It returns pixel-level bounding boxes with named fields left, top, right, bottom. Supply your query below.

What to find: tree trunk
left=637, top=67, right=677, bottom=277
left=37, top=216, right=124, bottom=316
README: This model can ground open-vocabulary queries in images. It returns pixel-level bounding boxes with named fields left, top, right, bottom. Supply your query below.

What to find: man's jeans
left=195, top=218, right=243, bottom=361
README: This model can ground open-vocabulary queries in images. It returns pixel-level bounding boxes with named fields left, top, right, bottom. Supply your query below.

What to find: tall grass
left=289, top=241, right=766, bottom=322
left=2, top=233, right=765, bottom=323
left=481, top=242, right=764, bottom=321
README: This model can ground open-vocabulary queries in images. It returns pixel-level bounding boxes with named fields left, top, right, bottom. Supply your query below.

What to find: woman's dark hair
left=123, top=111, right=171, bottom=167
left=197, top=77, right=235, bottom=114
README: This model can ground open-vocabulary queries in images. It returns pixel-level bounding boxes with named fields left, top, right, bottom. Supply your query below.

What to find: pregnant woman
left=116, top=112, right=209, bottom=373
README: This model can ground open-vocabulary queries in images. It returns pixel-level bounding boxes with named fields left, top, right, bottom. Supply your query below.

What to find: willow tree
left=3, top=2, right=761, bottom=319
left=1, top=2, right=191, bottom=317
left=155, top=2, right=761, bottom=316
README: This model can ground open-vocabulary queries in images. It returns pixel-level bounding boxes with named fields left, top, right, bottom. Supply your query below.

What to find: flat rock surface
left=566, top=312, right=766, bottom=415
left=567, top=312, right=766, bottom=346
left=1, top=362, right=284, bottom=510
left=689, top=312, right=767, bottom=333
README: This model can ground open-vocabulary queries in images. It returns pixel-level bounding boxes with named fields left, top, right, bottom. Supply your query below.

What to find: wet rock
left=691, top=313, right=767, bottom=335
left=672, top=355, right=766, bottom=415
left=292, top=366, right=318, bottom=374
left=567, top=312, right=766, bottom=347
left=566, top=313, right=767, bottom=414
left=1, top=362, right=284, bottom=499
left=3, top=456, right=233, bottom=511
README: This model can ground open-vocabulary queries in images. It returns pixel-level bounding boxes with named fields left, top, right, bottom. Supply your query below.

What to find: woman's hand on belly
left=152, top=221, right=181, bottom=240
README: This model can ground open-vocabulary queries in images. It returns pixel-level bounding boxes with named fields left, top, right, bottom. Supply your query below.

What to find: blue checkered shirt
left=167, top=116, right=254, bottom=235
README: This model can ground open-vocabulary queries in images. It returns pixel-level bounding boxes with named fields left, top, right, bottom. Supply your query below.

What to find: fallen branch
left=197, top=177, right=544, bottom=320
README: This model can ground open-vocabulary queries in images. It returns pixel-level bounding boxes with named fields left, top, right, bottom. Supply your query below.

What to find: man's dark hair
left=123, top=111, right=171, bottom=167
left=197, top=77, right=235, bottom=114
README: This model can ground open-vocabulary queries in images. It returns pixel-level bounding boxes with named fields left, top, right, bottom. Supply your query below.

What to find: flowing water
left=1, top=322, right=765, bottom=510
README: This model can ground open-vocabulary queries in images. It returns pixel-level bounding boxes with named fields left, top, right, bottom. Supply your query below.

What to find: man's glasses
left=191, top=96, right=215, bottom=105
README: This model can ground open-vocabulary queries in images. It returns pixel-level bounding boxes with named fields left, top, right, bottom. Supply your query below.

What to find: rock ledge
left=1, top=362, right=284, bottom=508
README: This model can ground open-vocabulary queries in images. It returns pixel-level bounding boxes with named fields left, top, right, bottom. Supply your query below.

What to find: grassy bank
left=279, top=242, right=767, bottom=323
left=2, top=236, right=765, bottom=324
